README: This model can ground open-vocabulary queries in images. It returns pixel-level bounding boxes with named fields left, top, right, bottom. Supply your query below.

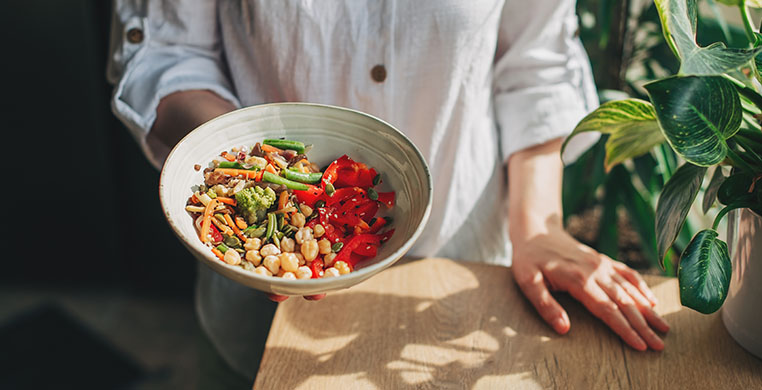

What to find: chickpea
left=279, top=252, right=299, bottom=272
left=291, top=213, right=306, bottom=228
left=263, top=255, right=281, bottom=275
left=299, top=204, right=313, bottom=217
left=245, top=250, right=262, bottom=266
left=324, top=253, right=337, bottom=267
left=224, top=249, right=242, bottom=265
left=254, top=266, right=272, bottom=277
left=295, top=227, right=313, bottom=244
left=323, top=267, right=341, bottom=278
left=334, top=261, right=351, bottom=275
left=244, top=238, right=262, bottom=251
left=281, top=272, right=297, bottom=280
left=313, top=224, right=325, bottom=238
left=295, top=253, right=306, bottom=266
left=260, top=243, right=281, bottom=257
left=296, top=266, right=313, bottom=279
left=281, top=237, right=295, bottom=253
left=317, top=238, right=332, bottom=255
left=301, top=239, right=319, bottom=261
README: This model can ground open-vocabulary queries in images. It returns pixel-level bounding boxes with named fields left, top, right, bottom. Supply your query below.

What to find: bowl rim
left=158, top=102, right=433, bottom=292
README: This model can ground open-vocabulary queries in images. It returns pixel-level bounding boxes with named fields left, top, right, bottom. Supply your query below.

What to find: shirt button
left=126, top=28, right=144, bottom=44
left=371, top=65, right=387, bottom=83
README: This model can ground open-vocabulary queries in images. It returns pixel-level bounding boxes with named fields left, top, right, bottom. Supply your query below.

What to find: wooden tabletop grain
left=253, top=258, right=762, bottom=389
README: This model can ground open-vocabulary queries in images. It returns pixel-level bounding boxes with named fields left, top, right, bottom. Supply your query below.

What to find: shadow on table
left=255, top=259, right=681, bottom=389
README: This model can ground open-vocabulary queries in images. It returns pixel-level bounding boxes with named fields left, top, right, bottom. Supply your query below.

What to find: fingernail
left=553, top=317, right=568, bottom=333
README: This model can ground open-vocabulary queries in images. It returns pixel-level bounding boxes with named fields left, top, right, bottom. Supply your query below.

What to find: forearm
left=148, top=89, right=237, bottom=153
left=507, top=137, right=565, bottom=244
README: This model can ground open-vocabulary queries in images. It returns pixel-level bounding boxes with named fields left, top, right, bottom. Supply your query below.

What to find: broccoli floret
left=235, top=186, right=276, bottom=224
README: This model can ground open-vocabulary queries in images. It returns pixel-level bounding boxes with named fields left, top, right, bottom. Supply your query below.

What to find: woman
left=108, top=0, right=670, bottom=385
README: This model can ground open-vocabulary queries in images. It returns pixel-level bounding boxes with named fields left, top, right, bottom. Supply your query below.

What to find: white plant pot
left=723, top=208, right=762, bottom=359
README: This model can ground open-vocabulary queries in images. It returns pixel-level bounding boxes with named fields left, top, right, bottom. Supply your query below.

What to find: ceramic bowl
left=159, top=103, right=432, bottom=296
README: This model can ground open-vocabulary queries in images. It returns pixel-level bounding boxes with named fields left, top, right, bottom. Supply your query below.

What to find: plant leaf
left=656, top=163, right=707, bottom=267
left=616, top=166, right=660, bottom=266
left=681, top=43, right=761, bottom=75
left=654, top=0, right=760, bottom=74
left=645, top=75, right=742, bottom=166
left=702, top=166, right=726, bottom=213
left=678, top=229, right=731, bottom=314
left=562, top=99, right=665, bottom=170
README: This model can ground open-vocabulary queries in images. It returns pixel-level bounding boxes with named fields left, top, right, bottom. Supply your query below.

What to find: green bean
left=263, top=139, right=306, bottom=154
left=283, top=169, right=323, bottom=184
left=262, top=172, right=309, bottom=190
left=218, top=161, right=257, bottom=170
left=265, top=213, right=276, bottom=241
left=216, top=244, right=229, bottom=253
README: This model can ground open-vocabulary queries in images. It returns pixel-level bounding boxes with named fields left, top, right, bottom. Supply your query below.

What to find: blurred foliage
left=565, top=0, right=749, bottom=274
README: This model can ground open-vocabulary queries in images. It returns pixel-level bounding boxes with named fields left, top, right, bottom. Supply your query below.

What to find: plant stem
left=740, top=4, right=757, bottom=47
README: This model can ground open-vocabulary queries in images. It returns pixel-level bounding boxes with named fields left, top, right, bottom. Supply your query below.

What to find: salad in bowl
left=159, top=103, right=431, bottom=296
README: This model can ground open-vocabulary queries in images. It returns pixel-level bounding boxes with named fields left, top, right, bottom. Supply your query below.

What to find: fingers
left=515, top=267, right=570, bottom=334
left=611, top=261, right=658, bottom=306
left=568, top=281, right=648, bottom=351
left=267, top=294, right=289, bottom=302
left=597, top=279, right=665, bottom=351
left=611, top=273, right=670, bottom=334
left=268, top=293, right=327, bottom=301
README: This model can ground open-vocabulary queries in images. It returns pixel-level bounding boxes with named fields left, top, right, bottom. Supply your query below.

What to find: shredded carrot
left=224, top=214, right=248, bottom=241
left=265, top=164, right=277, bottom=174
left=211, top=247, right=225, bottom=261
left=221, top=152, right=236, bottom=161
left=278, top=190, right=289, bottom=210
left=199, top=199, right=218, bottom=243
left=211, top=215, right=233, bottom=236
left=235, top=216, right=248, bottom=230
left=216, top=196, right=237, bottom=206
left=214, top=168, right=258, bottom=179
left=255, top=169, right=264, bottom=182
left=261, top=144, right=284, bottom=154
left=190, top=194, right=200, bottom=204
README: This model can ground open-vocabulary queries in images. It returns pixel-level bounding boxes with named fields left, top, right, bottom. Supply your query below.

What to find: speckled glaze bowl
left=159, top=103, right=432, bottom=296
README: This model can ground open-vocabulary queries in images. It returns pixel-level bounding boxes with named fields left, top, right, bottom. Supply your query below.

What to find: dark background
left=3, top=0, right=195, bottom=297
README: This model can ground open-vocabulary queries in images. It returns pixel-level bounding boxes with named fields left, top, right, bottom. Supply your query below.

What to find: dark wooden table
left=254, top=258, right=762, bottom=389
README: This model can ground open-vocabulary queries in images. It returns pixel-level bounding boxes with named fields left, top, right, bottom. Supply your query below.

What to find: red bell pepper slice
left=376, top=191, right=395, bottom=208
left=209, top=224, right=223, bottom=244
left=353, top=242, right=378, bottom=257
left=378, top=228, right=395, bottom=243
left=333, top=234, right=381, bottom=265
left=321, top=155, right=354, bottom=189
left=323, top=222, right=344, bottom=244
left=367, top=217, right=388, bottom=234
left=310, top=258, right=324, bottom=278
left=348, top=252, right=365, bottom=268
left=293, top=185, right=324, bottom=207
left=326, top=187, right=366, bottom=207
left=355, top=201, right=379, bottom=223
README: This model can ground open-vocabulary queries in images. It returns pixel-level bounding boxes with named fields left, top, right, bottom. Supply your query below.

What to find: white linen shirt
left=108, top=0, right=599, bottom=379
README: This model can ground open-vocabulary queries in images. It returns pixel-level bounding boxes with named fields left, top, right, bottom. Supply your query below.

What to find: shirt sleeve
left=493, top=0, right=600, bottom=164
left=107, top=0, right=241, bottom=169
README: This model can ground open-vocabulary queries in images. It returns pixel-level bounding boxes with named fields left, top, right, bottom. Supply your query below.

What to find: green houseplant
left=563, top=0, right=762, bottom=316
